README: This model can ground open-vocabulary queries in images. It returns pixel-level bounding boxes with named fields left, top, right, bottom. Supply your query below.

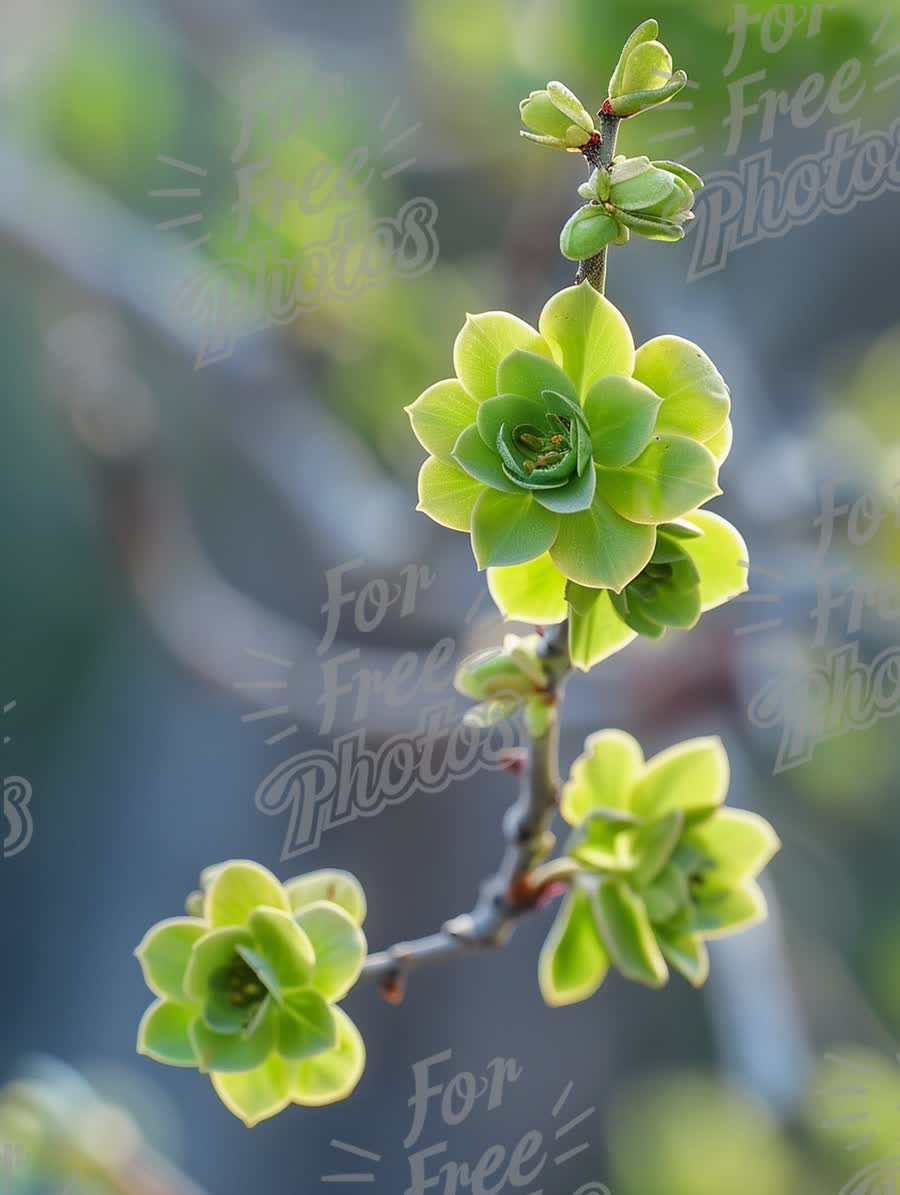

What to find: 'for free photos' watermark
left=241, top=561, right=522, bottom=860
left=3, top=699, right=33, bottom=860
left=320, top=1048, right=608, bottom=1195
left=150, top=72, right=439, bottom=368
left=738, top=479, right=900, bottom=773
left=686, top=7, right=900, bottom=280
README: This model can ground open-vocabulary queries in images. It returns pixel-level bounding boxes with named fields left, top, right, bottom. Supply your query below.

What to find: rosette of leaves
left=560, top=157, right=702, bottom=259
left=606, top=18, right=687, bottom=117
left=519, top=80, right=597, bottom=149
left=135, top=861, right=368, bottom=1126
left=539, top=731, right=780, bottom=1005
left=407, top=282, right=729, bottom=595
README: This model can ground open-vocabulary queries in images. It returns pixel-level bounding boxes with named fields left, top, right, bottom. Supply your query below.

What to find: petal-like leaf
left=550, top=491, right=655, bottom=590
left=454, top=312, right=551, bottom=402
left=631, top=737, right=730, bottom=821
left=626, top=810, right=684, bottom=887
left=137, top=1000, right=199, bottom=1069
left=568, top=590, right=638, bottom=671
left=705, top=418, right=733, bottom=464
left=682, top=810, right=781, bottom=890
left=249, top=908, right=316, bottom=990
left=688, top=881, right=768, bottom=940
left=416, top=457, right=484, bottom=532
left=295, top=902, right=367, bottom=1003
left=532, top=459, right=596, bottom=514
left=452, top=424, right=520, bottom=493
left=582, top=375, right=662, bottom=468
left=633, top=336, right=730, bottom=443
left=488, top=553, right=568, bottom=624
left=562, top=729, right=645, bottom=824
left=291, top=1007, right=366, bottom=1107
left=406, top=380, right=479, bottom=462
left=539, top=888, right=610, bottom=1007
left=191, top=999, right=276, bottom=1074
left=595, top=881, right=668, bottom=988
left=204, top=861, right=289, bottom=929
left=471, top=489, right=559, bottom=569
left=135, top=918, right=206, bottom=1004
left=680, top=510, right=749, bottom=611
left=211, top=1052, right=292, bottom=1127
left=184, top=927, right=254, bottom=1004
left=559, top=206, right=619, bottom=262
left=285, top=871, right=367, bottom=926
left=657, top=929, right=710, bottom=987
left=278, top=991, right=337, bottom=1061
left=496, top=348, right=578, bottom=406
left=538, top=283, right=635, bottom=399
left=596, top=435, right=721, bottom=525
left=475, top=393, right=547, bottom=450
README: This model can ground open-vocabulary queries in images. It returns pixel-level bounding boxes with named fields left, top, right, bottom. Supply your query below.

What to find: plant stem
left=363, top=108, right=623, bottom=1001
left=575, top=110, right=621, bottom=295
left=362, top=623, right=573, bottom=999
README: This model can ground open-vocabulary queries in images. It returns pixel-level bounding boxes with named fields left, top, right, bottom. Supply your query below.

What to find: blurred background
left=2, top=0, right=900, bottom=1191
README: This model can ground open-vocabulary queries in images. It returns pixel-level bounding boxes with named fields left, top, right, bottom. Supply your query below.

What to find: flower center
left=513, top=415, right=572, bottom=475
left=226, top=957, right=267, bottom=1008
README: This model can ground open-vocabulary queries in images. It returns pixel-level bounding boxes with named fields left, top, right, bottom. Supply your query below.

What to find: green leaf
left=620, top=39, right=673, bottom=95
left=549, top=491, right=655, bottom=589
left=475, top=393, right=547, bottom=451
left=285, top=871, right=367, bottom=926
left=596, top=435, right=721, bottom=525
left=191, top=999, right=276, bottom=1074
left=568, top=809, right=640, bottom=871
left=610, top=168, right=676, bottom=212
left=235, top=946, right=283, bottom=1006
left=204, top=861, right=289, bottom=929
left=135, top=918, right=206, bottom=1004
left=565, top=580, right=602, bottom=616
left=657, top=930, right=709, bottom=987
left=539, top=889, right=610, bottom=1006
left=633, top=337, right=730, bottom=443
left=652, top=160, right=704, bottom=190
left=641, top=864, right=690, bottom=924
left=582, top=375, right=661, bottom=468
left=682, top=810, right=781, bottom=890
left=614, top=211, right=684, bottom=242
left=406, top=380, right=479, bottom=462
left=688, top=882, right=768, bottom=940
left=452, top=424, right=519, bottom=493
left=568, top=591, right=637, bottom=671
left=294, top=902, right=367, bottom=1003
left=278, top=991, right=337, bottom=1061
left=680, top=511, right=749, bottom=611
left=249, top=908, right=316, bottom=989
left=632, top=737, right=730, bottom=821
left=595, top=881, right=668, bottom=988
left=627, top=811, right=685, bottom=887
left=546, top=80, right=595, bottom=132
left=538, top=283, right=635, bottom=399
left=471, top=489, right=559, bottom=569
left=454, top=312, right=551, bottom=402
left=137, top=1000, right=199, bottom=1068
left=610, top=72, right=687, bottom=118
left=291, top=1007, right=366, bottom=1107
left=488, top=553, right=568, bottom=624
left=184, top=927, right=253, bottom=1004
left=416, top=457, right=484, bottom=532
left=705, top=419, right=733, bottom=463
left=559, top=206, right=619, bottom=262
left=532, top=459, right=596, bottom=515
left=211, top=1052, right=292, bottom=1127
left=608, top=19, right=659, bottom=97
left=496, top=349, right=578, bottom=406
left=562, top=728, right=644, bottom=824
left=634, top=572, right=702, bottom=630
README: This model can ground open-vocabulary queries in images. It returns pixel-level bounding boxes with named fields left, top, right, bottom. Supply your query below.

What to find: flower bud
left=607, top=20, right=687, bottom=117
left=520, top=82, right=596, bottom=149
left=560, top=205, right=620, bottom=261
left=454, top=635, right=547, bottom=702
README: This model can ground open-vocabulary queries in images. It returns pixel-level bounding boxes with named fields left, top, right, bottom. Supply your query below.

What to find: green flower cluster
left=560, top=157, right=702, bottom=259
left=519, top=80, right=597, bottom=150
left=540, top=731, right=780, bottom=1005
left=606, top=18, right=687, bottom=117
left=136, top=861, right=367, bottom=1126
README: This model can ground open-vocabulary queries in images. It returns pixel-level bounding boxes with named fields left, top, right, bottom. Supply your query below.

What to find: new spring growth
left=606, top=18, right=688, bottom=118
left=519, top=81, right=597, bottom=149
left=455, top=634, right=554, bottom=734
left=560, top=157, right=703, bottom=260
